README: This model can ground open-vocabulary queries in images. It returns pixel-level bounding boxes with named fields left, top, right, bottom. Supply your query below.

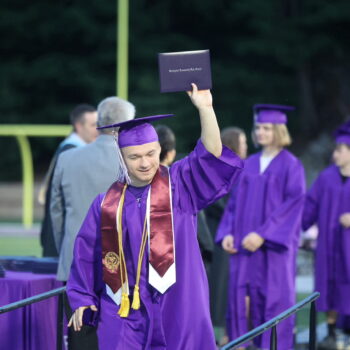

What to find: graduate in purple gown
left=66, top=84, right=243, bottom=350
left=216, top=104, right=305, bottom=350
left=302, top=121, right=350, bottom=350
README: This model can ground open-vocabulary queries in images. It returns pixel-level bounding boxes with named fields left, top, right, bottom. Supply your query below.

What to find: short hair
left=97, top=97, right=136, bottom=133
left=336, top=143, right=350, bottom=150
left=70, top=104, right=96, bottom=127
left=155, top=125, right=176, bottom=162
left=252, top=123, right=292, bottom=147
left=220, top=127, right=245, bottom=153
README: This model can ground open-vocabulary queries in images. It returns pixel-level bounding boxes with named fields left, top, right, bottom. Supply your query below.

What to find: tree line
left=1, top=0, right=349, bottom=180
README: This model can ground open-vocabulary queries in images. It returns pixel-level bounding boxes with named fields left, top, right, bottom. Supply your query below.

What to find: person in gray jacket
left=50, top=96, right=135, bottom=350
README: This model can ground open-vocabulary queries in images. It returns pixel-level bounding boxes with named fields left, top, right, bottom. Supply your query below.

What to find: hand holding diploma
left=186, top=82, right=213, bottom=110
left=187, top=83, right=222, bottom=157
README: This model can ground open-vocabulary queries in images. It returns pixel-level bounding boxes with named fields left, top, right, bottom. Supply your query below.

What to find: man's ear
left=74, top=121, right=83, bottom=135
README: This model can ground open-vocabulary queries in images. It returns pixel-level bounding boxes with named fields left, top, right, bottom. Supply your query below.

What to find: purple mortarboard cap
left=334, top=120, right=350, bottom=146
left=253, top=104, right=295, bottom=124
left=97, top=114, right=174, bottom=148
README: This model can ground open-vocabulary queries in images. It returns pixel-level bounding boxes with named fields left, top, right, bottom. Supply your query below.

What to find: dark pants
left=63, top=293, right=99, bottom=350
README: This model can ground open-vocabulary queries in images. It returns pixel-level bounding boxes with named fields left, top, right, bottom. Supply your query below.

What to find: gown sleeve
left=302, top=175, right=321, bottom=231
left=170, top=139, right=243, bottom=214
left=256, top=159, right=306, bottom=251
left=66, top=194, right=104, bottom=313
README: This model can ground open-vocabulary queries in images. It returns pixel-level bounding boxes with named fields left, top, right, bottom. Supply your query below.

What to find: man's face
left=76, top=111, right=98, bottom=143
left=333, top=143, right=350, bottom=167
left=121, top=142, right=161, bottom=186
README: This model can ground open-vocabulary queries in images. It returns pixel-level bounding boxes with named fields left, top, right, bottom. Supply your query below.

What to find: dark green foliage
left=1, top=0, right=350, bottom=179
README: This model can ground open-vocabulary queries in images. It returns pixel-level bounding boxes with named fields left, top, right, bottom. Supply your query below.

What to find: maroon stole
left=101, top=165, right=174, bottom=294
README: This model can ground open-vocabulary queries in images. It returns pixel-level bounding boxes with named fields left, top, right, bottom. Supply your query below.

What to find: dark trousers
left=63, top=293, right=99, bottom=350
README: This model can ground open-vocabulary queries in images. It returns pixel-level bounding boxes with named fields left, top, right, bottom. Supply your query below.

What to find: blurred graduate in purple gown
left=302, top=121, right=350, bottom=350
left=66, top=84, right=244, bottom=350
left=216, top=104, right=306, bottom=350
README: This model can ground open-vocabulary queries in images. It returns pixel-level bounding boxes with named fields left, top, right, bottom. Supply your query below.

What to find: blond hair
left=252, top=123, right=292, bottom=148
left=273, top=124, right=292, bottom=147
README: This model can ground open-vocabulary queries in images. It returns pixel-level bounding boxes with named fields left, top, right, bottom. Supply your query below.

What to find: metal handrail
left=0, top=286, right=66, bottom=350
left=0, top=286, right=66, bottom=314
left=221, top=291, right=320, bottom=350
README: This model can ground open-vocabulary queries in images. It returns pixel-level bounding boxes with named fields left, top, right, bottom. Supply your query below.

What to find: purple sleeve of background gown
left=302, top=175, right=321, bottom=231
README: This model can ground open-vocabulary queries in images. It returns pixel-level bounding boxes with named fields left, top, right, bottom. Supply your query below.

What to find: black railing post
left=56, top=292, right=64, bottom=350
left=309, top=301, right=317, bottom=350
left=270, top=326, right=277, bottom=350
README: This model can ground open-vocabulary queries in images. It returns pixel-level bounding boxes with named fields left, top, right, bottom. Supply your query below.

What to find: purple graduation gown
left=67, top=140, right=243, bottom=350
left=302, top=165, right=350, bottom=314
left=216, top=149, right=305, bottom=350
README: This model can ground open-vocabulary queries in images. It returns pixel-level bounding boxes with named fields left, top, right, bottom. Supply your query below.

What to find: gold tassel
left=118, top=293, right=130, bottom=318
left=131, top=285, right=141, bottom=310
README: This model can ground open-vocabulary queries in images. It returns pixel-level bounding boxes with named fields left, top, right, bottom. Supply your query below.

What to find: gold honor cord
left=131, top=216, right=148, bottom=310
left=116, top=184, right=149, bottom=318
left=117, top=185, right=130, bottom=317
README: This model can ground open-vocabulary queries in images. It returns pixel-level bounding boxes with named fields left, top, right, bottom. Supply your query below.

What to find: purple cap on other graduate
left=97, top=114, right=174, bottom=148
left=334, top=120, right=350, bottom=146
left=253, top=104, right=295, bottom=124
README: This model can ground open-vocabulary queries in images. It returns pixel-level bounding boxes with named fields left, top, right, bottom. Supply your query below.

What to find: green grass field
left=0, top=236, right=41, bottom=256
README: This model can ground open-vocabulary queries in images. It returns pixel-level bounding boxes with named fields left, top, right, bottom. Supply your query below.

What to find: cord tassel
left=118, top=293, right=130, bottom=318
left=131, top=285, right=141, bottom=310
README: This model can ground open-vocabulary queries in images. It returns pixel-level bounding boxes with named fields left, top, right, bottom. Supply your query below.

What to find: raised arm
left=187, top=83, right=222, bottom=157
